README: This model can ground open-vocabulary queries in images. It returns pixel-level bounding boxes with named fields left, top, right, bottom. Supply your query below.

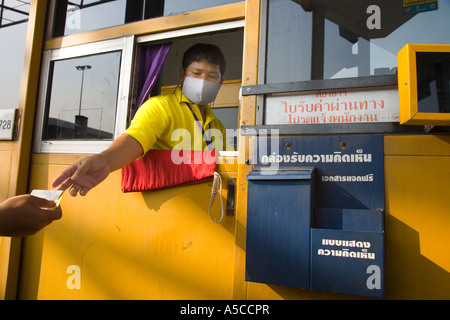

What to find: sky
left=0, top=22, right=27, bottom=110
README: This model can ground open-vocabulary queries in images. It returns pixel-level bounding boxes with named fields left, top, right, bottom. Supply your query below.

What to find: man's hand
left=51, top=134, right=143, bottom=197
left=0, top=195, right=62, bottom=237
left=51, top=154, right=112, bottom=196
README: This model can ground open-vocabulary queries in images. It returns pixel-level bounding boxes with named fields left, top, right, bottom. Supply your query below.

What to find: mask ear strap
left=208, top=172, right=224, bottom=223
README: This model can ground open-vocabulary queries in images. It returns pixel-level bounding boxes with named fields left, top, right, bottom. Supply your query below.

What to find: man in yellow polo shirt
left=127, top=85, right=230, bottom=153
left=51, top=43, right=232, bottom=196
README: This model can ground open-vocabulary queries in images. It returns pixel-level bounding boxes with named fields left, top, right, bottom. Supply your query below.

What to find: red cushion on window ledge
left=121, top=149, right=217, bottom=192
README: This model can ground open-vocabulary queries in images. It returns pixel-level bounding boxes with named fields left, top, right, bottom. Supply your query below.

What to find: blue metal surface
left=310, top=228, right=385, bottom=298
left=246, top=134, right=385, bottom=297
left=246, top=167, right=315, bottom=289
left=254, top=134, right=385, bottom=210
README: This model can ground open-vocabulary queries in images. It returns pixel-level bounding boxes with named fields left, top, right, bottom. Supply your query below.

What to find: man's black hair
left=182, top=43, right=226, bottom=77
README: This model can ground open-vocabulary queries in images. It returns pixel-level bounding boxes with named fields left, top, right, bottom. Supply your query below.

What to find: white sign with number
left=0, top=109, right=16, bottom=140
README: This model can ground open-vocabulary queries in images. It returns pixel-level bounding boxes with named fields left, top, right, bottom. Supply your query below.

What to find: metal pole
left=76, top=65, right=91, bottom=115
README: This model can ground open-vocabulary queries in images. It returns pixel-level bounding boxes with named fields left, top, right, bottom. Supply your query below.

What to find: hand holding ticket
left=0, top=193, right=63, bottom=236
left=30, top=190, right=64, bottom=209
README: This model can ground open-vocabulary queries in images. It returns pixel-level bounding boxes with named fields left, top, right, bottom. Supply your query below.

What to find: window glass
left=163, top=0, right=241, bottom=16
left=63, top=0, right=127, bottom=36
left=266, top=0, right=450, bottom=83
left=43, top=51, right=121, bottom=140
left=416, top=52, right=450, bottom=113
left=0, top=21, right=28, bottom=109
left=58, top=0, right=242, bottom=36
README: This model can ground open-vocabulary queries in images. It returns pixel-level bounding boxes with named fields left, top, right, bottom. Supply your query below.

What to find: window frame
left=33, top=35, right=135, bottom=154
left=398, top=43, right=450, bottom=126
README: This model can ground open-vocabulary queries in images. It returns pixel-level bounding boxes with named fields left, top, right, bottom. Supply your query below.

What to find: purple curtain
left=135, top=43, right=172, bottom=113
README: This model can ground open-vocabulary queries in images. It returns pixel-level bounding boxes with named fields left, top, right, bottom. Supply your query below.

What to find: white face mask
left=182, top=76, right=221, bottom=105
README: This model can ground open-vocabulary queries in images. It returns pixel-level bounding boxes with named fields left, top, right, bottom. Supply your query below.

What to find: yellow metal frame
left=398, top=43, right=450, bottom=125
left=0, top=0, right=48, bottom=300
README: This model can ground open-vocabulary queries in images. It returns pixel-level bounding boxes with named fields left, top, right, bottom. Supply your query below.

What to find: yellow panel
left=20, top=158, right=238, bottom=299
left=384, top=135, right=450, bottom=156
left=397, top=44, right=416, bottom=124
left=211, top=80, right=242, bottom=108
left=385, top=155, right=450, bottom=298
left=384, top=135, right=450, bottom=299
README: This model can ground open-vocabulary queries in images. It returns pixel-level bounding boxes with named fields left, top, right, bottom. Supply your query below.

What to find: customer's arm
left=0, top=195, right=62, bottom=236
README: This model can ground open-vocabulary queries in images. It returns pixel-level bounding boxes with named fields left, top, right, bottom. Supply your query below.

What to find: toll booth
left=0, top=0, right=449, bottom=301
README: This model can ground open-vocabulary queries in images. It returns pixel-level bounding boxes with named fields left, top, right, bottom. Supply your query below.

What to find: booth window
left=147, top=28, right=244, bottom=151
left=34, top=37, right=134, bottom=153
left=250, top=0, right=450, bottom=130
left=53, top=0, right=242, bottom=37
left=416, top=52, right=450, bottom=114
left=42, top=51, right=121, bottom=140
left=263, top=0, right=450, bottom=84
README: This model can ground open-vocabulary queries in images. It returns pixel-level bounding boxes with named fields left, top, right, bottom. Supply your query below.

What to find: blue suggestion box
left=246, top=134, right=385, bottom=298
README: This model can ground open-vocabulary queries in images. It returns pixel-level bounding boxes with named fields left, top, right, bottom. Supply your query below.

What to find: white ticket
left=31, top=190, right=64, bottom=208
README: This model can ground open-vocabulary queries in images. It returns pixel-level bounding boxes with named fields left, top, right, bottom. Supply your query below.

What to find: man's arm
left=51, top=134, right=143, bottom=196
left=99, top=133, right=144, bottom=172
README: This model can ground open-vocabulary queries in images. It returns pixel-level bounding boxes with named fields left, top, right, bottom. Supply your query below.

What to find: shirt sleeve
left=124, top=98, right=170, bottom=155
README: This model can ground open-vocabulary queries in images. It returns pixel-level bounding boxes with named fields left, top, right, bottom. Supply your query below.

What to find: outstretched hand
left=51, top=134, right=143, bottom=197
left=51, top=154, right=112, bottom=196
